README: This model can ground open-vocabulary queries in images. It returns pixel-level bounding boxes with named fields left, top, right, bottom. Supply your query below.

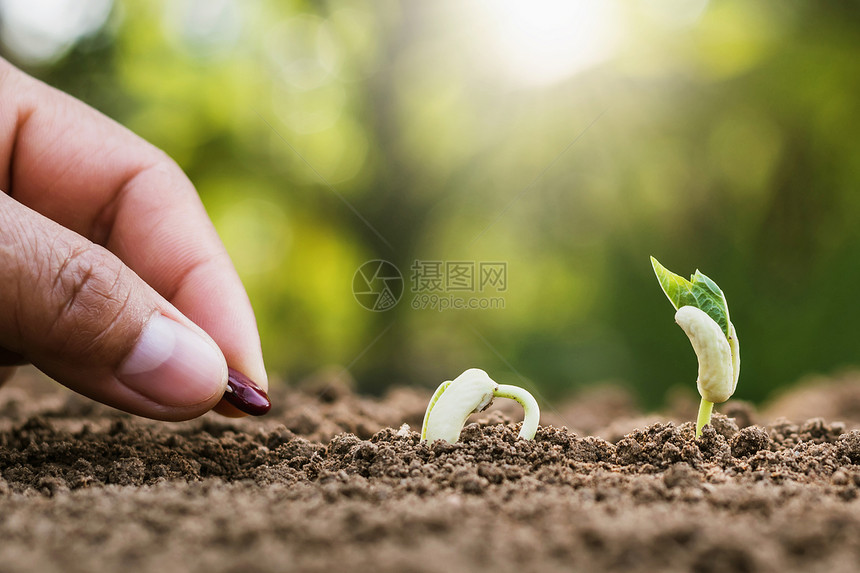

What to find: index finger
left=0, top=59, right=267, bottom=415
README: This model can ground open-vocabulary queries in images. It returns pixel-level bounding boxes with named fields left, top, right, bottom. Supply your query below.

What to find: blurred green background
left=2, top=0, right=859, bottom=408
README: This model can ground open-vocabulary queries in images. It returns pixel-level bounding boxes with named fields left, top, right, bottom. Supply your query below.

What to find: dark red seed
left=224, top=368, right=271, bottom=416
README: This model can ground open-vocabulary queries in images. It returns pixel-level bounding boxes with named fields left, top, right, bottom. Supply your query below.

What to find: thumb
left=0, top=193, right=227, bottom=420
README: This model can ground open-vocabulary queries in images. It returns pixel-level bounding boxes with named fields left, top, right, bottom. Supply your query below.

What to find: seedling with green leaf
left=651, top=257, right=740, bottom=437
left=421, top=368, right=540, bottom=443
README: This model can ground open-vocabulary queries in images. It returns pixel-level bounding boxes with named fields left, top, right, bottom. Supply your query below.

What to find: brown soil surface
left=5, top=368, right=860, bottom=573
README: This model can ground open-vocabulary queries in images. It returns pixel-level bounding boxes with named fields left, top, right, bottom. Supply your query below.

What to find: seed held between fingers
left=224, top=367, right=271, bottom=416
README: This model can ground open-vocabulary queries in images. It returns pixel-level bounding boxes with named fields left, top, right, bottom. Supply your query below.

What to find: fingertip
left=116, top=313, right=228, bottom=409
left=237, top=356, right=268, bottom=393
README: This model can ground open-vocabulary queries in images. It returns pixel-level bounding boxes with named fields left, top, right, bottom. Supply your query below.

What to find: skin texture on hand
left=0, top=58, right=267, bottom=420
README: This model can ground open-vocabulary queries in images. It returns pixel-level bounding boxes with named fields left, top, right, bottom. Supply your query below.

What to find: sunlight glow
left=641, top=0, right=709, bottom=29
left=474, top=0, right=623, bottom=86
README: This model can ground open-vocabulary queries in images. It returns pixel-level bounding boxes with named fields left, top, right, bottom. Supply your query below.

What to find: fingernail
left=224, top=367, right=271, bottom=416
left=118, top=314, right=226, bottom=407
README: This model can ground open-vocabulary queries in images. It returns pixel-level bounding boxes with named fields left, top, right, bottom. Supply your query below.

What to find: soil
left=5, top=368, right=860, bottom=573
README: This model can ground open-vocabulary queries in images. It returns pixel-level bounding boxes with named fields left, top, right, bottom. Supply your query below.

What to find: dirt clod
left=731, top=426, right=771, bottom=458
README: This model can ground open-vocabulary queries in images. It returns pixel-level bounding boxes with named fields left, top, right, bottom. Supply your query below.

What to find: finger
left=0, top=346, right=26, bottom=366
left=0, top=59, right=267, bottom=415
left=100, top=165, right=266, bottom=418
left=0, top=192, right=228, bottom=420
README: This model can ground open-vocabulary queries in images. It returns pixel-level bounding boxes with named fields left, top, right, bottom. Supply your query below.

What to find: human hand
left=0, top=58, right=268, bottom=420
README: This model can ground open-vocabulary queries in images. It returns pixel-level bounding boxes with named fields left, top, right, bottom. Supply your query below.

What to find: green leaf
left=650, top=257, right=696, bottom=309
left=650, top=256, right=730, bottom=337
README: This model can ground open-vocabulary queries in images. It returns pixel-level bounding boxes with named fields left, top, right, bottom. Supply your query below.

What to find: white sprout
left=421, top=368, right=540, bottom=444
left=674, top=306, right=741, bottom=435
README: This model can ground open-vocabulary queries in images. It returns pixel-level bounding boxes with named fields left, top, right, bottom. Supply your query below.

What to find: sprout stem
left=494, top=384, right=540, bottom=440
left=696, top=398, right=714, bottom=438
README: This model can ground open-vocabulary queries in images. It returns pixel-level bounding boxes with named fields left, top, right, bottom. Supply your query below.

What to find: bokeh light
left=0, top=0, right=112, bottom=65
